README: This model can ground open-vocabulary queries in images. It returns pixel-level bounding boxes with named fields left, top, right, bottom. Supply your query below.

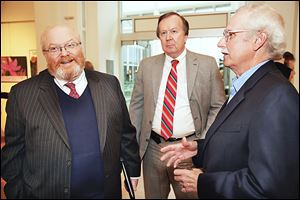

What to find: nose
left=60, top=47, right=70, bottom=56
left=166, top=31, right=173, bottom=40
left=217, top=37, right=226, bottom=48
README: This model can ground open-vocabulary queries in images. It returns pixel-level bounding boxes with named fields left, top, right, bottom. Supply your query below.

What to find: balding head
left=40, top=25, right=81, bottom=51
left=40, top=24, right=85, bottom=81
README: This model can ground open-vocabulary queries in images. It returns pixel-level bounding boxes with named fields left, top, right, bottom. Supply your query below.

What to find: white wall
left=84, top=1, right=120, bottom=78
left=84, top=2, right=99, bottom=70
left=96, top=1, right=120, bottom=78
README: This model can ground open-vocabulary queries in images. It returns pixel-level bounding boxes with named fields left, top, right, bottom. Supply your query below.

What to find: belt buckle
left=167, top=137, right=179, bottom=142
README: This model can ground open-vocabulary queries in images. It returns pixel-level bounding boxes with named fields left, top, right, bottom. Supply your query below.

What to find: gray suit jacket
left=1, top=69, right=141, bottom=199
left=129, top=50, right=226, bottom=158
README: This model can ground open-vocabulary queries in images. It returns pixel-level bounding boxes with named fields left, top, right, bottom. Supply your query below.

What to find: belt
left=150, top=130, right=194, bottom=144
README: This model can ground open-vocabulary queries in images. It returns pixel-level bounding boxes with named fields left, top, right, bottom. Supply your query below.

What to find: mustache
left=58, top=56, right=75, bottom=64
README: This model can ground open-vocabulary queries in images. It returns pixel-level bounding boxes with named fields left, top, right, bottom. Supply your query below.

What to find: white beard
left=55, top=63, right=83, bottom=81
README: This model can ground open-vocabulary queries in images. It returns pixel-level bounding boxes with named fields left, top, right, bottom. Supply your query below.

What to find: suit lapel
left=201, top=61, right=275, bottom=153
left=38, top=71, right=70, bottom=150
left=202, top=93, right=245, bottom=151
left=86, top=71, right=107, bottom=153
left=186, top=50, right=198, bottom=98
left=152, top=54, right=165, bottom=106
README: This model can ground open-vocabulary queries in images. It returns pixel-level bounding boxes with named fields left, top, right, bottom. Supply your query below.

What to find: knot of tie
left=65, top=82, right=80, bottom=99
left=171, top=60, right=179, bottom=69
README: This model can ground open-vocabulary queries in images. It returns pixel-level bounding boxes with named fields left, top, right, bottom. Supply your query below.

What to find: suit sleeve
left=115, top=77, right=141, bottom=178
left=1, top=86, right=26, bottom=198
left=192, top=139, right=205, bottom=167
left=197, top=84, right=299, bottom=199
left=201, top=58, right=226, bottom=138
left=128, top=60, right=145, bottom=144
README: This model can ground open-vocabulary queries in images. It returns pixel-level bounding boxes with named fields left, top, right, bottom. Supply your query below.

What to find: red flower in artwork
left=1, top=57, right=22, bottom=76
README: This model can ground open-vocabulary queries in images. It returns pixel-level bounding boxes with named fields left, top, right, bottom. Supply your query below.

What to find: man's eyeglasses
left=43, top=41, right=81, bottom=54
left=222, top=29, right=249, bottom=42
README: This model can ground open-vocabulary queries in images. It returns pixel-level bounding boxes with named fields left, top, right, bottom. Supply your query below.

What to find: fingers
left=160, top=150, right=176, bottom=161
left=177, top=177, right=192, bottom=193
left=160, top=144, right=176, bottom=153
left=174, top=168, right=187, bottom=176
left=160, top=151, right=184, bottom=167
left=160, top=144, right=180, bottom=161
left=166, top=154, right=181, bottom=167
left=173, top=156, right=184, bottom=168
left=181, top=137, right=189, bottom=147
left=174, top=169, right=198, bottom=193
left=182, top=185, right=195, bottom=193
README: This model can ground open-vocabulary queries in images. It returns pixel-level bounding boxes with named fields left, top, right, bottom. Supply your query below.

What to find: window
left=121, top=1, right=245, bottom=17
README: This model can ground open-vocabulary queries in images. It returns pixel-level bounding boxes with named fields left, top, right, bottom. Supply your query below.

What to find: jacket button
left=146, top=138, right=150, bottom=142
left=149, top=120, right=152, bottom=124
left=66, top=160, right=71, bottom=167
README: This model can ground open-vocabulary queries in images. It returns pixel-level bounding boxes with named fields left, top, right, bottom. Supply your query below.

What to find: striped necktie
left=161, top=60, right=179, bottom=140
left=65, top=82, right=80, bottom=99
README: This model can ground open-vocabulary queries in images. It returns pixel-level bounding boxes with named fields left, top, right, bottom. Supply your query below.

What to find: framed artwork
left=1, top=56, right=28, bottom=82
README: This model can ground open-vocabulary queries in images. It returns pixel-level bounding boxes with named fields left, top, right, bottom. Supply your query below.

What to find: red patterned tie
left=161, top=60, right=179, bottom=140
left=65, top=82, right=80, bottom=99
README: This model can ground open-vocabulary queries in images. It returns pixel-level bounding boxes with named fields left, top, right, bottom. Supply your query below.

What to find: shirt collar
left=165, top=48, right=186, bottom=64
left=54, top=70, right=85, bottom=89
left=232, top=60, right=269, bottom=93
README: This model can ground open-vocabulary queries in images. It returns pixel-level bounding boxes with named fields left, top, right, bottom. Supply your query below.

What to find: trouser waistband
left=150, top=130, right=195, bottom=144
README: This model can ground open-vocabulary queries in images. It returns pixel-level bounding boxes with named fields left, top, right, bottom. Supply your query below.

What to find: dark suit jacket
left=193, top=61, right=299, bottom=198
left=1, top=69, right=141, bottom=199
left=275, top=62, right=291, bottom=79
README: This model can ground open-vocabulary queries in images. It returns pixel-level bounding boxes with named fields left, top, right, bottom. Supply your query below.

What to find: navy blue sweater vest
left=56, top=85, right=104, bottom=198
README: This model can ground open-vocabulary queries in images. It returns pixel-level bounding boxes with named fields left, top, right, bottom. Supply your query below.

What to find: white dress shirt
left=152, top=49, right=195, bottom=138
left=54, top=70, right=88, bottom=96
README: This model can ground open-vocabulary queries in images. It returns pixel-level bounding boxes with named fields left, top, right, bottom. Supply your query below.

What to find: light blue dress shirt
left=228, top=60, right=269, bottom=103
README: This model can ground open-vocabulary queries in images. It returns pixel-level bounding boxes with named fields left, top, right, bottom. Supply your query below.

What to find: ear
left=184, top=35, right=188, bottom=43
left=253, top=31, right=268, bottom=51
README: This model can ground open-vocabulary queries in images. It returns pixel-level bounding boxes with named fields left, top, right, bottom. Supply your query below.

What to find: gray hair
left=236, top=4, right=286, bottom=59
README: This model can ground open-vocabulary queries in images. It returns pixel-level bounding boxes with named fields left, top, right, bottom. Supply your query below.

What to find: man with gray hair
left=161, top=4, right=299, bottom=198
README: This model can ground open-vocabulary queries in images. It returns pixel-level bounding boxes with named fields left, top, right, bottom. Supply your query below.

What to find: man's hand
left=160, top=137, right=198, bottom=167
left=174, top=168, right=203, bottom=193
left=130, top=178, right=139, bottom=191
